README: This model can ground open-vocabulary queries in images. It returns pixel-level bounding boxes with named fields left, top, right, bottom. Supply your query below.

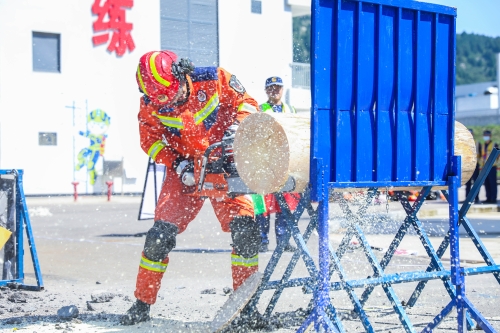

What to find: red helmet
left=136, top=51, right=180, bottom=105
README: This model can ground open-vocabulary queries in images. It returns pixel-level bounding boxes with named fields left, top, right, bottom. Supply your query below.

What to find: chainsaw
left=179, top=129, right=296, bottom=198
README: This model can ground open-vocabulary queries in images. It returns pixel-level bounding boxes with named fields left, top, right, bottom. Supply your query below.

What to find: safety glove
left=173, top=158, right=195, bottom=187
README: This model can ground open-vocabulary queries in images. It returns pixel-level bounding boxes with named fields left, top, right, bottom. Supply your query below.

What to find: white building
left=456, top=81, right=500, bottom=126
left=0, top=0, right=311, bottom=195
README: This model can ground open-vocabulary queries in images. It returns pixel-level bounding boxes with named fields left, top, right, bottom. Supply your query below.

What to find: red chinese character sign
left=92, top=0, right=136, bottom=56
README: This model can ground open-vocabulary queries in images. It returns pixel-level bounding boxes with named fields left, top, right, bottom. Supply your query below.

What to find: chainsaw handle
left=203, top=142, right=222, bottom=158
left=198, top=142, right=223, bottom=192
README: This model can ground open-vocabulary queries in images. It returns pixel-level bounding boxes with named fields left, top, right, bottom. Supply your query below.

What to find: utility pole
left=65, top=101, right=80, bottom=182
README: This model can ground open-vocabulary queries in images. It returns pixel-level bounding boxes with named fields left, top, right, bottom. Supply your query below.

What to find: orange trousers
left=134, top=167, right=257, bottom=304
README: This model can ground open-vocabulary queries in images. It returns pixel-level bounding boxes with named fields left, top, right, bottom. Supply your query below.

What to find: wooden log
left=452, top=121, right=477, bottom=187
left=233, top=113, right=310, bottom=194
left=233, top=113, right=476, bottom=194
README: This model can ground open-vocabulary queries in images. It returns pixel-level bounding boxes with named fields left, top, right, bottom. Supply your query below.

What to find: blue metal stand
left=0, top=170, right=43, bottom=291
left=246, top=151, right=500, bottom=332
left=240, top=1, right=498, bottom=332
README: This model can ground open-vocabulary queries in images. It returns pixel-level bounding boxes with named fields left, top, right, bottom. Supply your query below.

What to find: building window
left=32, top=32, right=61, bottom=73
left=39, top=132, right=57, bottom=146
left=160, top=0, right=219, bottom=67
left=251, top=0, right=262, bottom=14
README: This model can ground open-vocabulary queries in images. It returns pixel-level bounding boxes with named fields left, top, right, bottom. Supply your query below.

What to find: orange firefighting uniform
left=135, top=67, right=259, bottom=305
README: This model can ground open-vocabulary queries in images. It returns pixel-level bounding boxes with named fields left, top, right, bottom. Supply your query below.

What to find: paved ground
left=0, top=190, right=499, bottom=332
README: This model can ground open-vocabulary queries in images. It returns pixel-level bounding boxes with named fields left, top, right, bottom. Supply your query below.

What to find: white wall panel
left=0, top=0, right=160, bottom=194
left=218, top=0, right=293, bottom=105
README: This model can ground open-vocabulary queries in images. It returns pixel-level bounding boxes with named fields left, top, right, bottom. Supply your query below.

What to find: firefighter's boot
left=120, top=299, right=151, bottom=325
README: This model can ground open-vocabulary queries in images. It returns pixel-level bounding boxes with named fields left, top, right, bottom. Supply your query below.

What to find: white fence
left=290, top=62, right=310, bottom=89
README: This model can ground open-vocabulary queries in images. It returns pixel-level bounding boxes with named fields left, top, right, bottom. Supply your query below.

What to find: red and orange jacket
left=138, top=67, right=259, bottom=168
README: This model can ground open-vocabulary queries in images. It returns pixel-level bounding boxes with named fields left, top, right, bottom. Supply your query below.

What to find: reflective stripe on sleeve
left=231, top=254, right=258, bottom=267
left=194, top=93, right=219, bottom=125
left=147, top=140, right=166, bottom=160
left=152, top=112, right=184, bottom=129
left=150, top=52, right=171, bottom=88
left=238, top=103, right=258, bottom=113
left=139, top=256, right=168, bottom=273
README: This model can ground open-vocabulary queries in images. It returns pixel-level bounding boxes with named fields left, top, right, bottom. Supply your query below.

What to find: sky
left=423, top=0, right=500, bottom=37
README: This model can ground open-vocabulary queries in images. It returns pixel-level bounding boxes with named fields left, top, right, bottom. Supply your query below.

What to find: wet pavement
left=0, top=192, right=498, bottom=332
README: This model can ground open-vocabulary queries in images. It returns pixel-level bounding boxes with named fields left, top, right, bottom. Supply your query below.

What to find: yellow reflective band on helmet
left=139, top=256, right=168, bottom=273
left=237, top=103, right=257, bottom=113
left=148, top=140, right=166, bottom=160
left=152, top=112, right=184, bottom=129
left=194, top=93, right=219, bottom=125
left=137, top=65, right=148, bottom=95
left=231, top=254, right=258, bottom=267
left=150, top=52, right=171, bottom=88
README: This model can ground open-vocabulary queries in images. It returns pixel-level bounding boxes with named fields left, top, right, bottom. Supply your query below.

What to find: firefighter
left=254, top=76, right=299, bottom=253
left=120, top=50, right=261, bottom=325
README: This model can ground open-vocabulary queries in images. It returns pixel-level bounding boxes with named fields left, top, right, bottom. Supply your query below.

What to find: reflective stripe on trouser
left=231, top=251, right=258, bottom=290
left=134, top=252, right=169, bottom=305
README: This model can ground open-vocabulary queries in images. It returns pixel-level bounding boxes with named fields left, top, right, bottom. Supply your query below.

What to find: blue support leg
left=15, top=172, right=24, bottom=282
left=17, top=171, right=44, bottom=290
left=298, top=199, right=339, bottom=333
left=448, top=157, right=467, bottom=333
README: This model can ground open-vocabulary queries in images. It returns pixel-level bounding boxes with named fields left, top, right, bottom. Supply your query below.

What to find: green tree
left=456, top=32, right=500, bottom=85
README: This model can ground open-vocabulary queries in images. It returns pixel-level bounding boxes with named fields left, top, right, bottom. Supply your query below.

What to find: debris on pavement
left=57, top=305, right=79, bottom=320
left=90, top=291, right=115, bottom=303
left=201, top=288, right=216, bottom=294
left=8, top=292, right=28, bottom=303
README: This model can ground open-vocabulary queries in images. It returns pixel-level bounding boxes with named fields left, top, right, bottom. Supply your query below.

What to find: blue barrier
left=242, top=0, right=500, bottom=332
left=0, top=170, right=43, bottom=291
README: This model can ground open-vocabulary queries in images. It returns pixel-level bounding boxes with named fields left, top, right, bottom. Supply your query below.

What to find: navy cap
left=265, top=76, right=284, bottom=88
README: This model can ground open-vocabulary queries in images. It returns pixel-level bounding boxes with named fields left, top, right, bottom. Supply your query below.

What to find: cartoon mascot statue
left=75, top=109, right=111, bottom=185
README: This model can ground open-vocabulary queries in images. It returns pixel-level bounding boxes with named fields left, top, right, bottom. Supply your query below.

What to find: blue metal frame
left=0, top=170, right=43, bottom=291
left=246, top=160, right=499, bottom=332
left=309, top=0, right=459, bottom=330
left=238, top=0, right=500, bottom=332
left=244, top=155, right=500, bottom=332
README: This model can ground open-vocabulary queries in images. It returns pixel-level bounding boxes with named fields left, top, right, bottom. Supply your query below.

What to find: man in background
left=254, top=76, right=299, bottom=253
left=478, top=130, right=499, bottom=204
